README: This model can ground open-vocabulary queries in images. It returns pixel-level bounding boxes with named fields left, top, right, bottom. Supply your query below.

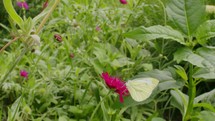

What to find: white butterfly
left=126, top=78, right=159, bottom=102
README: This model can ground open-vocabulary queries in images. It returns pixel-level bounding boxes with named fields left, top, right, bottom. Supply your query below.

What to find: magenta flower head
left=43, top=0, right=48, bottom=10
left=20, top=70, right=28, bottom=79
left=54, top=34, right=63, bottom=42
left=17, top=1, right=29, bottom=10
left=96, top=26, right=101, bottom=31
left=120, top=0, right=127, bottom=4
left=101, top=72, right=129, bottom=103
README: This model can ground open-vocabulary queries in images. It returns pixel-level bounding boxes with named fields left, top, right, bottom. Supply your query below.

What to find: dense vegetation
left=0, top=0, right=215, bottom=121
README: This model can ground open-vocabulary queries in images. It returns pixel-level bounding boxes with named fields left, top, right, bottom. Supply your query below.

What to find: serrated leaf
left=193, top=68, right=215, bottom=79
left=174, top=47, right=193, bottom=63
left=166, top=0, right=206, bottom=36
left=174, top=47, right=214, bottom=68
left=124, top=25, right=185, bottom=45
left=196, top=47, right=215, bottom=67
left=196, top=20, right=215, bottom=45
left=3, top=0, right=23, bottom=27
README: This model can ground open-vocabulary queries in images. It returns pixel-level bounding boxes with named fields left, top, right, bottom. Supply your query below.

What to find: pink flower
left=101, top=72, right=129, bottom=103
left=120, top=0, right=127, bottom=4
left=43, top=0, right=48, bottom=10
left=20, top=70, right=28, bottom=79
left=96, top=26, right=101, bottom=31
left=54, top=34, right=63, bottom=42
left=17, top=1, right=29, bottom=10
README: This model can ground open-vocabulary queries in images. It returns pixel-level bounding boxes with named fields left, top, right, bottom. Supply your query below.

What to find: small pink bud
left=54, top=34, right=63, bottom=42
left=120, top=0, right=127, bottom=4
left=43, top=0, right=48, bottom=9
left=17, top=1, right=29, bottom=10
left=96, top=26, right=101, bottom=31
left=20, top=70, right=28, bottom=79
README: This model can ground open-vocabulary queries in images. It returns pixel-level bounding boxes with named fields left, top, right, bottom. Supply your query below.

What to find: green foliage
left=196, top=20, right=215, bottom=46
left=3, top=0, right=23, bottom=28
left=125, top=0, right=215, bottom=120
left=0, top=0, right=215, bottom=121
left=170, top=89, right=188, bottom=120
left=124, top=25, right=185, bottom=45
left=166, top=0, right=206, bottom=36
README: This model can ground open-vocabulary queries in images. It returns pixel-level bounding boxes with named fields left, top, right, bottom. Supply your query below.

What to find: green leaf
left=194, top=103, right=215, bottom=112
left=166, top=0, right=206, bottom=36
left=173, top=47, right=193, bottom=63
left=20, top=18, right=34, bottom=35
left=68, top=106, right=83, bottom=115
left=195, top=88, right=215, bottom=103
left=90, top=59, right=103, bottom=74
left=7, top=96, right=22, bottom=121
left=196, top=47, right=215, bottom=67
left=174, top=47, right=214, bottom=68
left=124, top=25, right=185, bottom=45
left=3, top=0, right=23, bottom=27
left=196, top=20, right=215, bottom=45
left=198, top=111, right=215, bottom=121
left=110, top=58, right=134, bottom=68
left=193, top=68, right=215, bottom=79
left=151, top=117, right=166, bottom=121
left=101, top=102, right=109, bottom=121
left=58, top=116, right=69, bottom=121
left=170, top=89, right=188, bottom=118
left=174, top=65, right=188, bottom=82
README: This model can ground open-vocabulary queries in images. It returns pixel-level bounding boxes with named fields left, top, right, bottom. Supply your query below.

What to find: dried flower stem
left=0, top=37, right=20, bottom=54
left=35, top=0, right=60, bottom=34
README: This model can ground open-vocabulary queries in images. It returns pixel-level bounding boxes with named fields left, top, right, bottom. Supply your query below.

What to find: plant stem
left=0, top=37, right=19, bottom=54
left=35, top=0, right=61, bottom=34
left=89, top=91, right=111, bottom=121
left=0, top=0, right=60, bottom=85
left=157, top=0, right=167, bottom=25
left=184, top=64, right=196, bottom=121
left=0, top=47, right=29, bottom=85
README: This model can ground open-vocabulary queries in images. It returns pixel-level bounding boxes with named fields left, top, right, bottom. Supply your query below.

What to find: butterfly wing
left=126, top=78, right=159, bottom=102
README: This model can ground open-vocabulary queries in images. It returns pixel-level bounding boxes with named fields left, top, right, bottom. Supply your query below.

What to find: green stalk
left=0, top=47, right=29, bottom=85
left=1, top=0, right=60, bottom=85
left=35, top=0, right=61, bottom=34
left=157, top=0, right=167, bottom=25
left=89, top=91, right=111, bottom=121
left=115, top=0, right=142, bottom=43
left=11, top=95, right=23, bottom=121
left=0, top=37, right=20, bottom=54
left=184, top=64, right=196, bottom=121
left=114, top=107, right=128, bottom=121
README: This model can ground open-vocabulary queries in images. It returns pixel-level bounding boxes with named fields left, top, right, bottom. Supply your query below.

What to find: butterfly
left=126, top=78, right=159, bottom=102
